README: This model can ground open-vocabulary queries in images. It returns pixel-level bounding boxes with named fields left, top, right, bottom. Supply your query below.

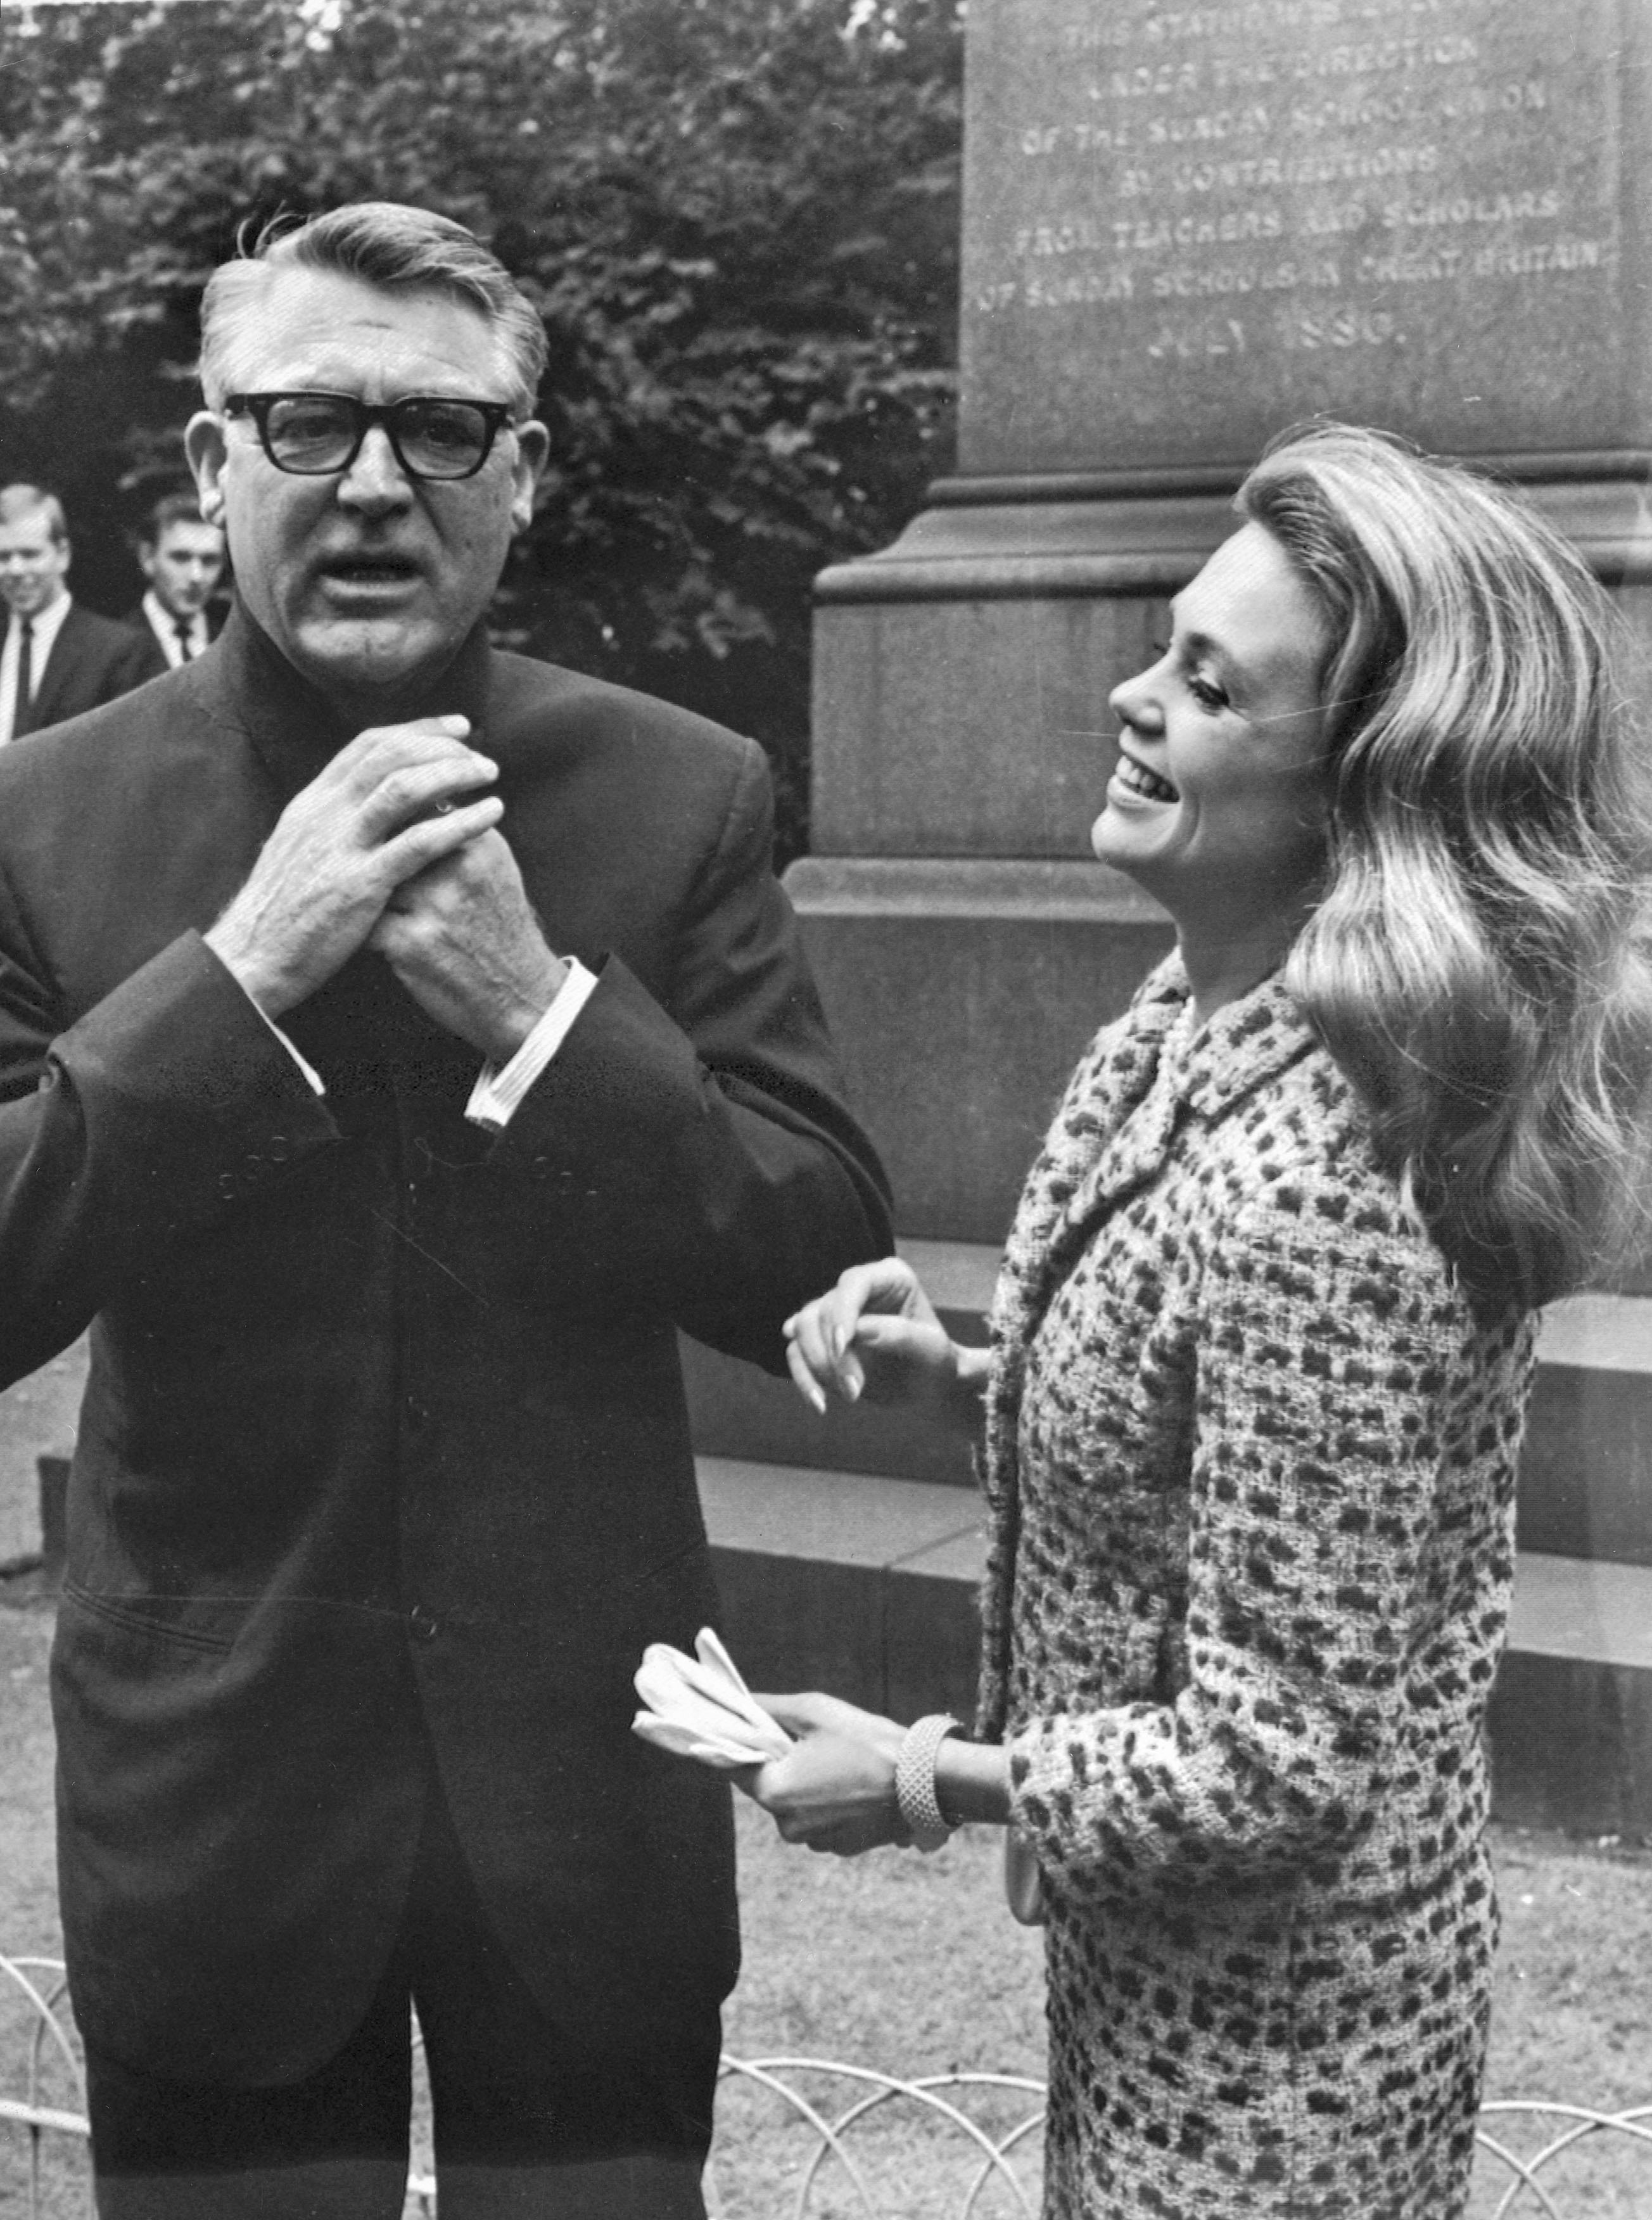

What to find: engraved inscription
left=962, top=0, right=1623, bottom=468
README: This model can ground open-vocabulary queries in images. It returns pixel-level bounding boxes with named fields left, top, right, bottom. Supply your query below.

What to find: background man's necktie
left=11, top=619, right=34, bottom=739
left=174, top=619, right=194, bottom=663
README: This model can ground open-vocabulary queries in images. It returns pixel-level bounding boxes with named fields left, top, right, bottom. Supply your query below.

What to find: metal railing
left=6, top=1952, right=1649, bottom=2219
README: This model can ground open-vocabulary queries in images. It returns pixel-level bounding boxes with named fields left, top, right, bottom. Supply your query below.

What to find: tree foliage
left=0, top=0, right=963, bottom=852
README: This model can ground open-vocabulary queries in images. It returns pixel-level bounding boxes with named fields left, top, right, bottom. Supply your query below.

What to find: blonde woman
left=743, top=426, right=1652, bottom=2218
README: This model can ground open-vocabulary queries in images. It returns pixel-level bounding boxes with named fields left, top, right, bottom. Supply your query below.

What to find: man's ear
left=509, top=420, right=550, bottom=536
left=184, top=412, right=231, bottom=530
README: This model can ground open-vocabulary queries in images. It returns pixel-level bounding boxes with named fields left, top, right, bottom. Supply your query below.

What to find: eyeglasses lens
left=263, top=398, right=492, bottom=479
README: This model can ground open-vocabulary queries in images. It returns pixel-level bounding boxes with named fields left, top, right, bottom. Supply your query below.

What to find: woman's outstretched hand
left=739, top=1692, right=908, bottom=1857
left=782, top=1256, right=989, bottom=1436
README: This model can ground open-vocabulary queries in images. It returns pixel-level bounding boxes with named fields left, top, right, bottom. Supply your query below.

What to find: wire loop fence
left=4, top=1951, right=1649, bottom=2218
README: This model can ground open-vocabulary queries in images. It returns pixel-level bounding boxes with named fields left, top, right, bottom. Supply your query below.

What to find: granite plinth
left=1518, top=1365, right=1652, bottom=1569
left=810, top=488, right=1652, bottom=861
left=960, top=0, right=1651, bottom=477
left=785, top=857, right=1175, bottom=1242
left=699, top=1456, right=982, bottom=1718
left=811, top=585, right=1162, bottom=858
left=1489, top=1647, right=1652, bottom=1839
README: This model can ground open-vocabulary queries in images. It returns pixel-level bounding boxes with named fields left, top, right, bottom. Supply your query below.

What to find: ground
left=1, top=1351, right=1648, bottom=2216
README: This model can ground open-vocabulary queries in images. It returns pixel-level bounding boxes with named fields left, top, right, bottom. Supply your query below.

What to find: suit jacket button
left=408, top=1605, right=439, bottom=1642
left=267, top=1134, right=290, bottom=1162
left=217, top=1171, right=239, bottom=1199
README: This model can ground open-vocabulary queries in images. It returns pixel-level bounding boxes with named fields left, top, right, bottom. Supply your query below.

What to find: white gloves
left=632, top=1626, right=792, bottom=1770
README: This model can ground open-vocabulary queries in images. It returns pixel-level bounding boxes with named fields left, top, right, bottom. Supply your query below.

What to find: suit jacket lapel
left=988, top=962, right=1321, bottom=1469
left=991, top=954, right=1188, bottom=1368
left=29, top=604, right=82, bottom=731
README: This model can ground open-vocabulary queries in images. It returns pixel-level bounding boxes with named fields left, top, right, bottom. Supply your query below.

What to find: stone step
left=701, top=1453, right=1652, bottom=1839
left=681, top=1239, right=998, bottom=1491
left=689, top=1242, right=1652, bottom=1568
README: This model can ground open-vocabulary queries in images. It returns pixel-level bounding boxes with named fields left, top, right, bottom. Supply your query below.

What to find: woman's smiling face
left=1094, top=522, right=1333, bottom=941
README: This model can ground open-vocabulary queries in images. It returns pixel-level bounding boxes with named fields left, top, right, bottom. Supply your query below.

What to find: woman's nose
left=1109, top=661, right=1164, bottom=732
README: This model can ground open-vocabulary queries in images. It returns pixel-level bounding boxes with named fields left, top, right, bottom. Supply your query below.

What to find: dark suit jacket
left=20, top=601, right=165, bottom=732
left=0, top=608, right=891, bottom=2086
left=124, top=599, right=228, bottom=665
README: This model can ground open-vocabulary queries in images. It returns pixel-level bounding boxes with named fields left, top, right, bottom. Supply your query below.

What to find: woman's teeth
left=1115, top=755, right=1179, bottom=803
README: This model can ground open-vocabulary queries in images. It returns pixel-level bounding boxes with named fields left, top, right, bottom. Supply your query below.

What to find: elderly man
left=0, top=203, right=890, bottom=2216
left=0, top=485, right=162, bottom=741
left=129, top=490, right=228, bottom=665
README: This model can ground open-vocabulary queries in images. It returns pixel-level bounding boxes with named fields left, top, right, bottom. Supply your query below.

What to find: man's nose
left=337, top=424, right=414, bottom=509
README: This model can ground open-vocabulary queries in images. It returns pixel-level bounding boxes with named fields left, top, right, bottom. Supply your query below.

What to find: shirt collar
left=9, top=589, right=74, bottom=665
left=143, top=590, right=206, bottom=647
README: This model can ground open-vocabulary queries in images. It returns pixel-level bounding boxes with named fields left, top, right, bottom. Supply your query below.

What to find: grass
left=3, top=1588, right=1649, bottom=2218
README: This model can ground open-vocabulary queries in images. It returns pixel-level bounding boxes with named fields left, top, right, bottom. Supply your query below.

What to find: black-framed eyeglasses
left=223, top=392, right=518, bottom=481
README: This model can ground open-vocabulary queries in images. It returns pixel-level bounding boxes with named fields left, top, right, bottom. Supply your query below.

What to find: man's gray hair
left=198, top=202, right=549, bottom=415
left=0, top=485, right=68, bottom=544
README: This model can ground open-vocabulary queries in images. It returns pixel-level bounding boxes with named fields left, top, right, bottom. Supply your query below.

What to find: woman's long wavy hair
left=1238, top=423, right=1652, bottom=1313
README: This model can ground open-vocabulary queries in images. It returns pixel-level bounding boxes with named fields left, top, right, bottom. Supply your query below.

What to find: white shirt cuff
left=249, top=995, right=325, bottom=1096
left=465, top=959, right=600, bottom=1130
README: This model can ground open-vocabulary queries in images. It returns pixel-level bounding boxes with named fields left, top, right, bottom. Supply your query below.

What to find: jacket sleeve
left=0, top=906, right=341, bottom=1388
left=1005, top=1163, right=1511, bottom=1896
left=479, top=743, right=893, bottom=1370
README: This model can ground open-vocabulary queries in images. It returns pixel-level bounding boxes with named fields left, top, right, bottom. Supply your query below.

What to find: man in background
left=130, top=491, right=228, bottom=665
left=0, top=485, right=162, bottom=743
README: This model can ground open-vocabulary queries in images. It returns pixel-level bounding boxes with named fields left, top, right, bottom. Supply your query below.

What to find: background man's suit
left=126, top=594, right=226, bottom=668
left=16, top=601, right=163, bottom=730
left=0, top=605, right=891, bottom=2087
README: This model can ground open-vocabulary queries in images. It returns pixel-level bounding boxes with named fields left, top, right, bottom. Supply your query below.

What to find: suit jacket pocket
left=61, top=1579, right=239, bottom=1654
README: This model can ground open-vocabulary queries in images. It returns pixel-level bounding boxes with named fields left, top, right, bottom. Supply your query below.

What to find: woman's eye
left=1187, top=673, right=1228, bottom=711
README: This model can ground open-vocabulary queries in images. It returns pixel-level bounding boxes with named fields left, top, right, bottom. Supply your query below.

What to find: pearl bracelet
left=894, top=1713, right=961, bottom=1853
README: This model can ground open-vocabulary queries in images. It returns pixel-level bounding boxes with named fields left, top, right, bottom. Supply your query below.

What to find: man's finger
left=355, top=755, right=499, bottom=844
left=333, top=711, right=474, bottom=770
left=373, top=794, right=505, bottom=890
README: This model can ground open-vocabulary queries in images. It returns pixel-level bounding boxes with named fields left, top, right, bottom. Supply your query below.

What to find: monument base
left=785, top=858, right=1171, bottom=1242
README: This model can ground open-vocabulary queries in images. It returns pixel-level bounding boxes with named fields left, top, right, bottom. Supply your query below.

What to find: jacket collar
left=1171, top=955, right=1319, bottom=1122
left=194, top=601, right=495, bottom=804
left=990, top=953, right=1320, bottom=1369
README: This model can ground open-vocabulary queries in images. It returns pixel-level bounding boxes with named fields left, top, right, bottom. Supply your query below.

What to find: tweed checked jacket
left=977, top=956, right=1535, bottom=2220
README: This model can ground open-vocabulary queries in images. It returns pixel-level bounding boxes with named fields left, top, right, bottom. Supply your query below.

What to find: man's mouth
left=318, top=555, right=423, bottom=587
left=1113, top=753, right=1179, bottom=804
